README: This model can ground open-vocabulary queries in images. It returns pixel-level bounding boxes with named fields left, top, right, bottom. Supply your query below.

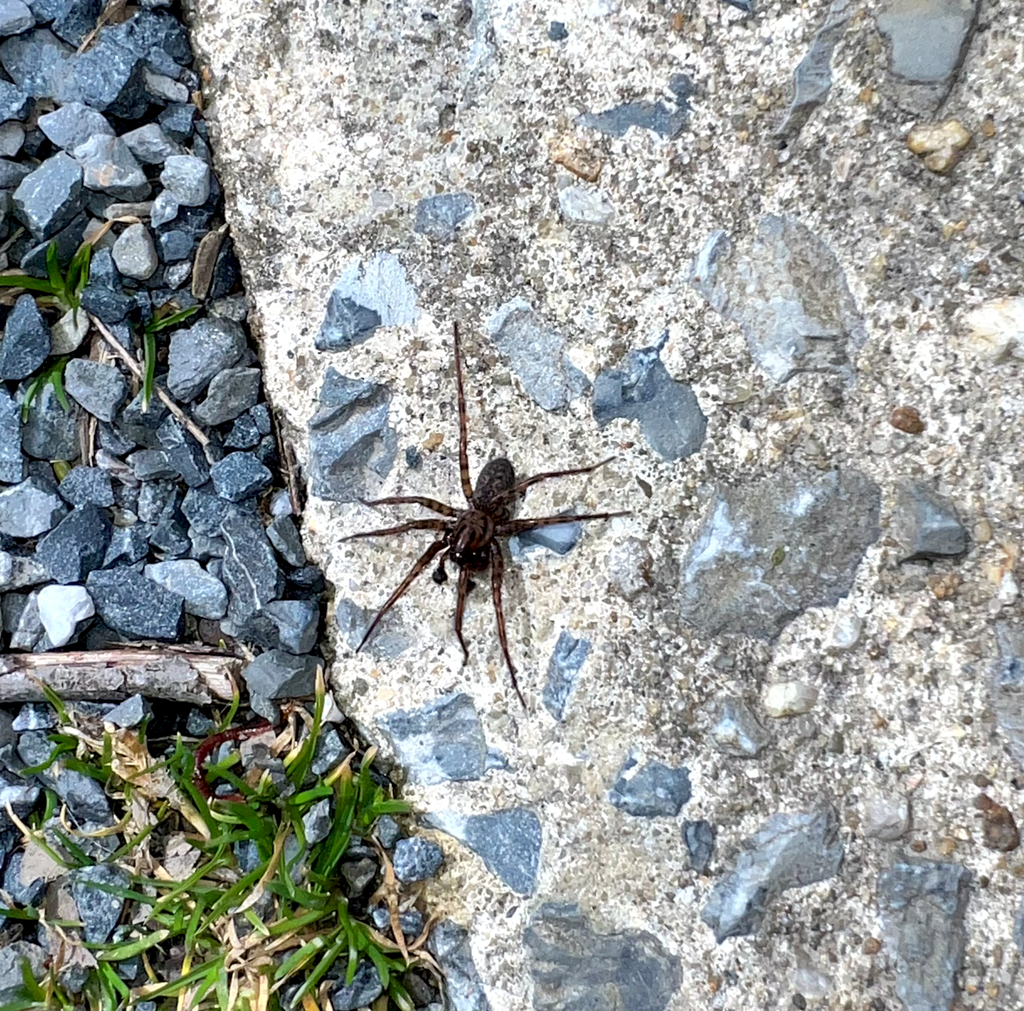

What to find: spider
left=344, top=323, right=629, bottom=705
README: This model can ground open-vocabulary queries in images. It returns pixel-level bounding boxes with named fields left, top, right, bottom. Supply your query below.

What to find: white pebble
left=38, top=584, right=95, bottom=648
left=763, top=681, right=818, bottom=718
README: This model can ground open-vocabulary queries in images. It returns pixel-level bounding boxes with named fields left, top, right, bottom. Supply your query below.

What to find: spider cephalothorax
left=344, top=324, right=627, bottom=705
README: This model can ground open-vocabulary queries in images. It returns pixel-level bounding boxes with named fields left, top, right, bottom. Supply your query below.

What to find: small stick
left=89, top=314, right=213, bottom=452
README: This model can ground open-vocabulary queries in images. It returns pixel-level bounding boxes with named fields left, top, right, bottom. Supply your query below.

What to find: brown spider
left=344, top=323, right=628, bottom=705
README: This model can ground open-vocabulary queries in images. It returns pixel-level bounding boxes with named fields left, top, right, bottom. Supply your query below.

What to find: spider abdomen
left=473, top=457, right=515, bottom=507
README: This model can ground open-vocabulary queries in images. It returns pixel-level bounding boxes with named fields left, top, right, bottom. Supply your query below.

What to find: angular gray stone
left=210, top=451, right=272, bottom=502
left=112, top=221, right=158, bottom=279
left=0, top=942, right=47, bottom=1004
left=511, top=516, right=582, bottom=560
left=12, top=701, right=57, bottom=731
left=261, top=598, right=319, bottom=653
left=677, top=469, right=880, bottom=639
left=0, top=386, right=23, bottom=483
left=314, top=295, right=381, bottom=352
left=58, top=465, right=114, bottom=508
left=86, top=565, right=184, bottom=640
left=158, top=101, right=196, bottom=142
left=683, top=819, right=716, bottom=875
left=414, top=192, right=475, bottom=241
left=38, top=102, right=114, bottom=151
left=144, top=559, right=228, bottom=619
left=893, top=483, right=967, bottom=562
left=609, top=754, right=691, bottom=818
left=121, top=122, right=183, bottom=164
left=709, top=697, right=771, bottom=757
left=702, top=805, right=844, bottom=942
left=578, top=100, right=687, bottom=139
left=593, top=336, right=706, bottom=460
left=192, top=366, right=260, bottom=426
left=524, top=903, right=680, bottom=1010
left=167, top=316, right=247, bottom=401
left=877, top=858, right=970, bottom=1011
left=542, top=631, right=590, bottom=721
left=329, top=960, right=383, bottom=1011
left=21, top=378, right=77, bottom=462
left=160, top=154, right=210, bottom=206
left=690, top=216, right=867, bottom=383
left=104, top=524, right=151, bottom=567
left=267, top=514, right=305, bottom=567
left=104, top=693, right=152, bottom=728
left=429, top=921, right=491, bottom=1011
left=302, top=797, right=332, bottom=845
left=220, top=511, right=281, bottom=622
left=424, top=807, right=540, bottom=895
left=71, top=863, right=129, bottom=943
left=0, top=0, right=34, bottom=37
left=156, top=415, right=209, bottom=487
left=392, top=836, right=444, bottom=882
left=0, top=293, right=50, bottom=381
left=12, top=150, right=84, bottom=239
left=240, top=649, right=320, bottom=720
left=2, top=850, right=45, bottom=907
left=0, top=476, right=67, bottom=537
left=64, top=358, right=128, bottom=422
left=991, top=622, right=1024, bottom=772
left=335, top=595, right=411, bottom=658
left=379, top=692, right=487, bottom=785
left=36, top=505, right=111, bottom=584
left=72, top=133, right=149, bottom=200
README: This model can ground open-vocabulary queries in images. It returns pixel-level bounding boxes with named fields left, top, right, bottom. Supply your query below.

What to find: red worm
left=192, top=720, right=273, bottom=801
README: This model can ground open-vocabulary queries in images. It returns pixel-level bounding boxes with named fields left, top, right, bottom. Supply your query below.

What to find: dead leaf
left=19, top=839, right=66, bottom=885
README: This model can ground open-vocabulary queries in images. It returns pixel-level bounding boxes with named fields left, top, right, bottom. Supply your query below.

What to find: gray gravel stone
left=12, top=150, right=84, bottom=239
left=524, top=902, right=680, bottom=1010
left=2, top=849, right=45, bottom=907
left=86, top=565, right=184, bottom=640
left=0, top=79, right=29, bottom=122
left=0, top=293, right=50, bottom=381
left=160, top=154, right=210, bottom=205
left=375, top=814, right=401, bottom=849
left=709, top=697, right=771, bottom=757
left=192, top=367, right=260, bottom=426
left=683, top=820, right=716, bottom=875
left=877, top=858, right=970, bottom=1011
left=112, top=221, right=158, bottom=279
left=58, top=466, right=114, bottom=507
left=894, top=482, right=967, bottom=561
left=36, top=505, right=112, bottom=584
left=678, top=468, right=880, bottom=639
left=392, top=836, right=444, bottom=882
left=73, top=133, right=149, bottom=200
left=144, top=558, right=227, bottom=619
left=424, top=807, right=540, bottom=895
left=79, top=247, right=134, bottom=323
left=167, top=316, right=246, bottom=402
left=510, top=516, right=582, bottom=560
left=121, top=122, right=183, bottom=164
left=414, top=191, right=475, bottom=241
left=302, top=797, right=332, bottom=845
left=991, top=622, right=1024, bottom=772
left=702, top=805, right=844, bottom=942
left=260, top=598, right=319, bottom=653
left=21, top=378, right=77, bottom=462
left=593, top=335, right=706, bottom=460
left=542, top=631, right=590, bottom=722
left=609, top=755, right=691, bottom=818
left=158, top=102, right=196, bottom=141
left=104, top=524, right=151, bottom=567
left=220, top=511, right=281, bottom=624
left=104, top=693, right=152, bottom=728
left=71, top=864, right=130, bottom=943
left=210, top=452, right=271, bottom=502
left=429, top=921, right=491, bottom=1011
left=12, top=702, right=57, bottom=731
left=267, top=514, right=305, bottom=567
left=240, top=649, right=319, bottom=720
left=0, top=476, right=67, bottom=537
left=0, top=386, right=24, bottom=483
left=64, top=359, right=128, bottom=422
left=379, top=692, right=487, bottom=785
left=0, top=0, right=34, bottom=36
left=0, top=942, right=47, bottom=1004
left=38, top=102, right=114, bottom=151
left=156, top=416, right=209, bottom=488
left=329, top=960, right=383, bottom=1011
left=4, top=590, right=42, bottom=650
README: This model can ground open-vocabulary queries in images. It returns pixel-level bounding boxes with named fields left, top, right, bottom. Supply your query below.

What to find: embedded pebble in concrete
left=991, top=622, right=1024, bottom=771
left=577, top=99, right=688, bottom=140
left=428, top=920, right=492, bottom=1011
left=414, top=192, right=475, bottom=241
left=710, top=698, right=771, bottom=757
left=683, top=820, right=715, bottom=875
left=892, top=483, right=967, bottom=562
left=542, top=631, right=590, bottom=721
left=509, top=517, right=582, bottom=560
left=557, top=185, right=615, bottom=226
left=379, top=693, right=488, bottom=785
left=860, top=791, right=911, bottom=841
left=487, top=299, right=589, bottom=411
left=524, top=903, right=680, bottom=1009
left=678, top=469, right=881, bottom=638
left=702, top=806, right=844, bottom=942
left=424, top=807, right=541, bottom=895
left=593, top=335, right=706, bottom=460
left=608, top=754, right=691, bottom=818
left=335, top=596, right=411, bottom=657
left=877, top=859, right=970, bottom=1011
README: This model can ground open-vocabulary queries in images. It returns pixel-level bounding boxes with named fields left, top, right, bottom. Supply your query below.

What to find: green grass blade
left=141, top=329, right=156, bottom=412
left=94, top=928, right=171, bottom=961
left=147, top=304, right=200, bottom=333
left=45, top=241, right=62, bottom=292
left=0, top=275, right=58, bottom=293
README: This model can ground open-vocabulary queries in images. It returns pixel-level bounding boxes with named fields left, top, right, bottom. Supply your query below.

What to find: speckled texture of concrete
left=189, top=0, right=1024, bottom=1007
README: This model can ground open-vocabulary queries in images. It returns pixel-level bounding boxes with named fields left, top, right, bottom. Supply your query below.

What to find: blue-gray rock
left=181, top=483, right=246, bottom=535
left=894, top=482, right=967, bottom=562
left=392, top=836, right=444, bottom=882
left=609, top=755, right=691, bottom=818
left=339, top=857, right=377, bottom=894
left=510, top=516, right=582, bottom=561
left=37, top=102, right=114, bottom=151
left=593, top=335, right=706, bottom=460
left=683, top=819, right=715, bottom=875
left=104, top=693, right=152, bottom=728
left=0, top=476, right=67, bottom=537
left=710, top=697, right=770, bottom=757
left=487, top=299, right=589, bottom=412
left=0, top=28, right=72, bottom=98
left=64, top=359, right=128, bottom=422
left=167, top=316, right=246, bottom=401
left=144, top=559, right=227, bottom=619
left=308, top=368, right=396, bottom=501
left=105, top=8, right=193, bottom=72
left=160, top=154, right=209, bottom=206
left=4, top=590, right=42, bottom=650
left=58, top=466, right=114, bottom=507
left=379, top=692, right=487, bottom=785
left=578, top=100, right=687, bottom=139
left=128, top=448, right=176, bottom=480
left=0, top=549, right=49, bottom=592
left=71, top=864, right=129, bottom=943
left=1014, top=893, right=1024, bottom=955
left=302, top=797, right=332, bottom=845
left=79, top=246, right=134, bottom=323
left=542, top=631, right=590, bottom=721
left=36, top=505, right=111, bottom=584
left=72, top=134, right=149, bottom=200
left=111, top=221, right=158, bottom=279
left=158, top=227, right=194, bottom=262
left=329, top=960, right=383, bottom=1011
left=240, top=649, right=320, bottom=721
left=260, top=598, right=319, bottom=653
left=429, top=921, right=491, bottom=1011
left=0, top=386, right=23, bottom=483
left=375, top=814, right=401, bottom=849
left=314, top=295, right=381, bottom=352
left=71, top=33, right=148, bottom=117
left=548, top=20, right=568, bottom=40
left=192, top=367, right=260, bottom=426
left=267, top=514, right=305, bottom=567
left=524, top=902, right=680, bottom=1010
left=0, top=79, right=29, bottom=122
left=12, top=149, right=83, bottom=239
left=0, top=1, right=32, bottom=38
left=20, top=210, right=89, bottom=282
left=414, top=192, right=475, bottom=241
left=149, top=188, right=178, bottom=227
left=103, top=524, right=150, bottom=567
left=21, top=377, right=77, bottom=462
left=86, top=565, right=184, bottom=640
left=153, top=415, right=207, bottom=487
left=0, top=942, right=47, bottom=1004
left=877, top=858, right=970, bottom=1011
left=148, top=497, right=190, bottom=557
left=2, top=850, right=45, bottom=907
left=0, top=156, right=29, bottom=187
left=158, top=102, right=196, bottom=141
left=12, top=701, right=57, bottom=731
left=211, top=452, right=272, bottom=503
left=18, top=729, right=111, bottom=822
left=121, top=122, right=182, bottom=164
left=424, top=807, right=540, bottom=895
left=702, top=805, right=844, bottom=942
left=993, top=622, right=1024, bottom=771
left=678, top=469, right=880, bottom=639
left=36, top=0, right=103, bottom=48
left=690, top=217, right=866, bottom=383
left=0, top=293, right=50, bottom=380
left=137, top=479, right=176, bottom=522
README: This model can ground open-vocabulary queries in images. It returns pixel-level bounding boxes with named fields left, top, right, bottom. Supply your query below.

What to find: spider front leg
left=342, top=518, right=449, bottom=542
left=453, top=566, right=471, bottom=662
left=490, top=541, right=526, bottom=708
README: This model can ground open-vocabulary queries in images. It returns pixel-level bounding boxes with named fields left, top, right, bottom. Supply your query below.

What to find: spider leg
left=453, top=322, right=475, bottom=504
left=342, top=519, right=449, bottom=541
left=490, top=456, right=618, bottom=506
left=490, top=541, right=526, bottom=707
left=496, top=511, right=630, bottom=536
left=453, top=565, right=471, bottom=663
left=360, top=496, right=459, bottom=517
left=356, top=540, right=448, bottom=653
